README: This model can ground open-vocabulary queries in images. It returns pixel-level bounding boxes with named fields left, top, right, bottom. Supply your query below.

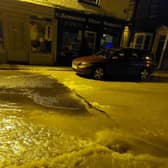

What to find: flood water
left=1, top=70, right=168, bottom=168
left=0, top=71, right=94, bottom=167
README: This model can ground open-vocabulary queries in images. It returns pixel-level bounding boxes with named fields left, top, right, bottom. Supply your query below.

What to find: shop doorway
left=84, top=31, right=96, bottom=53
left=6, top=16, right=29, bottom=63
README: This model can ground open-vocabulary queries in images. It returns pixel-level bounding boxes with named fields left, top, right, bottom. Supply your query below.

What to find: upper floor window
left=78, top=0, right=100, bottom=6
left=0, top=20, right=4, bottom=50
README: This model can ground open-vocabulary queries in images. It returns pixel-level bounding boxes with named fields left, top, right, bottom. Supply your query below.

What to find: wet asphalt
left=0, top=70, right=92, bottom=166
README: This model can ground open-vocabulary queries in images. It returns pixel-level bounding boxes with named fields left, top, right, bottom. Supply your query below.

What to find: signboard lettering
left=59, top=13, right=86, bottom=22
left=104, top=21, right=122, bottom=28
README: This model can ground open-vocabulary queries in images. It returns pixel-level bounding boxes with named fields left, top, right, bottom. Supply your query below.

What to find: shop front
left=56, top=9, right=86, bottom=65
left=84, top=14, right=102, bottom=54
left=101, top=18, right=124, bottom=49
left=29, top=15, right=55, bottom=65
left=0, top=1, right=56, bottom=65
left=55, top=8, right=125, bottom=66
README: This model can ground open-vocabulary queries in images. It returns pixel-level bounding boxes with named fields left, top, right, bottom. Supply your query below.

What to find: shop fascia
left=55, top=9, right=86, bottom=23
left=103, top=21, right=123, bottom=29
left=55, top=9, right=124, bottom=29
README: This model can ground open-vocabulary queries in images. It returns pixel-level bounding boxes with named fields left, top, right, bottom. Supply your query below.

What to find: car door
left=126, top=50, right=140, bottom=75
left=105, top=49, right=128, bottom=76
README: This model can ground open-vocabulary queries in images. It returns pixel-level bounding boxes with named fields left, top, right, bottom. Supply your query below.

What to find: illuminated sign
left=78, top=0, right=100, bottom=6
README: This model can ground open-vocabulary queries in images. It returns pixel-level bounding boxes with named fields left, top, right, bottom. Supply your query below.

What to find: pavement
left=0, top=64, right=168, bottom=78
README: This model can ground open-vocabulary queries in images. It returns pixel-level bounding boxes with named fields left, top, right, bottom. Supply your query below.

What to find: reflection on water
left=0, top=72, right=92, bottom=167
left=0, top=93, right=92, bottom=167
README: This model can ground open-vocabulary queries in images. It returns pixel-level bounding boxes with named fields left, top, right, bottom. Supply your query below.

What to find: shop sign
left=103, top=21, right=122, bottom=28
left=78, top=0, right=100, bottom=6
left=56, top=10, right=86, bottom=22
left=88, top=18, right=101, bottom=25
left=61, top=13, right=86, bottom=22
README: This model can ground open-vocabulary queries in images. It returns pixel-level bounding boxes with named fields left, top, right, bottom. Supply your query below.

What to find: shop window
left=0, top=21, right=4, bottom=50
left=30, top=19, right=52, bottom=53
left=101, top=34, right=113, bottom=49
left=61, top=30, right=82, bottom=58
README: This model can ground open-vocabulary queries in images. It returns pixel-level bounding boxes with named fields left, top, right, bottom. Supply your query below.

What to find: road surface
left=0, top=67, right=168, bottom=167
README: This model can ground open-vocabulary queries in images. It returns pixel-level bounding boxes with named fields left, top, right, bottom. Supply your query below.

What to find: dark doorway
left=156, top=35, right=166, bottom=64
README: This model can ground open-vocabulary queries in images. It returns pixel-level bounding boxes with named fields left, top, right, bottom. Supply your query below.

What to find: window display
left=30, top=19, right=52, bottom=53
left=101, top=34, right=113, bottom=49
left=61, top=29, right=82, bottom=58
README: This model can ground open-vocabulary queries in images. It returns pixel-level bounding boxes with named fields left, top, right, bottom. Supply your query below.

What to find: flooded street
left=0, top=71, right=98, bottom=167
left=0, top=70, right=119, bottom=168
left=0, top=69, right=168, bottom=167
left=0, top=103, right=90, bottom=166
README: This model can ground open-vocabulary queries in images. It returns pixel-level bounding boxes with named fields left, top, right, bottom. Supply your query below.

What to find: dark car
left=72, top=48, right=155, bottom=80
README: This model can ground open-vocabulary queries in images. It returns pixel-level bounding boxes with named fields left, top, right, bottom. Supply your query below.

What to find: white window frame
left=133, top=32, right=153, bottom=50
left=158, top=33, right=168, bottom=69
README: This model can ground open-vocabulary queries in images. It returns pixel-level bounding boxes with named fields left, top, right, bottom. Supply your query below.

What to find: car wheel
left=93, top=67, right=105, bottom=80
left=139, top=69, right=150, bottom=80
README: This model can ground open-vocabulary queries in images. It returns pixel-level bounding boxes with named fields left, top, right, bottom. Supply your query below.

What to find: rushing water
left=0, top=70, right=168, bottom=168
left=0, top=72, right=93, bottom=167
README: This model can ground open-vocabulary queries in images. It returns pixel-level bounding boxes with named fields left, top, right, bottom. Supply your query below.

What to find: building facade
left=0, top=0, right=56, bottom=65
left=130, top=0, right=168, bottom=70
left=0, top=0, right=131, bottom=65
left=56, top=9, right=126, bottom=65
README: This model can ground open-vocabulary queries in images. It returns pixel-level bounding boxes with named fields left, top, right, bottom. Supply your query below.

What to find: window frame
left=133, top=32, right=153, bottom=50
left=30, top=17, right=52, bottom=54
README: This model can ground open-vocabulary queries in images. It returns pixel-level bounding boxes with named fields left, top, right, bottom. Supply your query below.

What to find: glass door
left=84, top=31, right=97, bottom=54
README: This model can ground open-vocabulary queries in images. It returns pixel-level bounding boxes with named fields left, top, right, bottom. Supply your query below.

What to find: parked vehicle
left=72, top=48, right=155, bottom=80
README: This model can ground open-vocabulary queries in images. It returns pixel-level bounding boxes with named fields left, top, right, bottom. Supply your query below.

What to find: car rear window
left=96, top=49, right=118, bottom=58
